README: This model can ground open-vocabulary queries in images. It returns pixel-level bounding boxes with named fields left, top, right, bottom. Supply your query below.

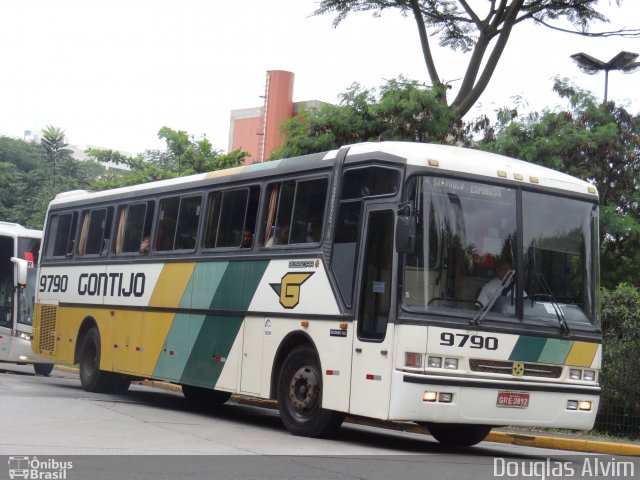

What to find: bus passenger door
left=0, top=236, right=15, bottom=360
left=349, top=207, right=395, bottom=419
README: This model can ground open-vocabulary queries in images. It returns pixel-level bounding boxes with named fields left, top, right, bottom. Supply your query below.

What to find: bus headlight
left=427, top=356, right=442, bottom=368
left=569, top=369, right=582, bottom=380
left=444, top=358, right=458, bottom=370
left=583, top=370, right=596, bottom=382
left=17, top=331, right=31, bottom=341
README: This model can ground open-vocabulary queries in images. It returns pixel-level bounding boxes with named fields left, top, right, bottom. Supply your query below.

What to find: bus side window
left=45, top=212, right=78, bottom=258
left=330, top=166, right=400, bottom=307
left=155, top=195, right=201, bottom=252
left=262, top=178, right=328, bottom=247
left=114, top=202, right=154, bottom=255
left=77, top=208, right=113, bottom=256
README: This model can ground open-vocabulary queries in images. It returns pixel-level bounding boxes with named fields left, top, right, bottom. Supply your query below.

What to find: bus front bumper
left=389, top=370, right=600, bottom=430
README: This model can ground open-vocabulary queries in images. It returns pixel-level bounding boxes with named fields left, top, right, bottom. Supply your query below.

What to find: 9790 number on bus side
left=440, top=332, right=498, bottom=350
left=39, top=274, right=68, bottom=293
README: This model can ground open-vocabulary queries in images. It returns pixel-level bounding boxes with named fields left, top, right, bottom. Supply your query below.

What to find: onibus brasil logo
left=270, top=272, right=314, bottom=309
left=8, top=456, right=73, bottom=479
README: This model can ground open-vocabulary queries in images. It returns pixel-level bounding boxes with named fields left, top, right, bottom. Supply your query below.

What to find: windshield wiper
left=470, top=269, right=515, bottom=327
left=532, top=273, right=570, bottom=335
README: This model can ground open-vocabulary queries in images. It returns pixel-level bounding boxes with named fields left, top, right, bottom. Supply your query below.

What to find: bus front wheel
left=277, top=346, right=344, bottom=438
left=424, top=423, right=492, bottom=447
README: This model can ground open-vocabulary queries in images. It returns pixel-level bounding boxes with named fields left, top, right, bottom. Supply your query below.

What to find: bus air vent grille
left=38, top=305, right=57, bottom=354
left=469, top=359, right=562, bottom=378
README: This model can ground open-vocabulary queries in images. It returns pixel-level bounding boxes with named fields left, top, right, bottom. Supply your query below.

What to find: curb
left=54, top=366, right=640, bottom=456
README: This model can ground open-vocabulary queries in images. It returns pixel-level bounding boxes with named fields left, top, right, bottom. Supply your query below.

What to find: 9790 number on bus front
left=440, top=332, right=498, bottom=350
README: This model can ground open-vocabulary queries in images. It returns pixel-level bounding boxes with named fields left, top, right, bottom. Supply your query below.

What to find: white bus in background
left=0, top=222, right=53, bottom=375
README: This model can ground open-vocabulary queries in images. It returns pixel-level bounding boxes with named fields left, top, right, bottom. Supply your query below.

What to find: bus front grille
left=469, top=359, right=562, bottom=378
left=38, top=305, right=57, bottom=355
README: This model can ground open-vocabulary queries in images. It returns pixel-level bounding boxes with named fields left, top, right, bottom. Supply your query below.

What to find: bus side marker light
left=423, top=391, right=437, bottom=402
left=513, top=173, right=523, bottom=180
left=587, top=186, right=596, bottom=194
left=497, top=170, right=507, bottom=178
left=339, top=323, right=348, bottom=330
left=213, top=356, right=227, bottom=363
left=428, top=159, right=439, bottom=167
left=405, top=352, right=423, bottom=368
left=326, top=370, right=340, bottom=376
left=530, top=176, right=539, bottom=184
left=301, top=321, right=309, bottom=328
left=366, top=374, right=381, bottom=381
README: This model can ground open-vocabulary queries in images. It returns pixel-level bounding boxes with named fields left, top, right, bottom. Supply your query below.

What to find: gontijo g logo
left=270, top=272, right=314, bottom=309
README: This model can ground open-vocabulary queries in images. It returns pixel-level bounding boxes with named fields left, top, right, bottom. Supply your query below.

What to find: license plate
left=496, top=391, right=530, bottom=408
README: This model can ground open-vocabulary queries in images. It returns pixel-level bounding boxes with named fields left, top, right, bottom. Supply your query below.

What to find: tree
left=0, top=133, right=104, bottom=228
left=40, top=125, right=73, bottom=186
left=478, top=78, right=640, bottom=288
left=271, top=77, right=461, bottom=159
left=315, top=0, right=639, bottom=118
left=88, top=127, right=248, bottom=190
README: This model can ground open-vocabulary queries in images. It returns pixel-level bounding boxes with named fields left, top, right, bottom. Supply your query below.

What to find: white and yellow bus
left=0, top=222, right=53, bottom=375
left=33, top=142, right=601, bottom=446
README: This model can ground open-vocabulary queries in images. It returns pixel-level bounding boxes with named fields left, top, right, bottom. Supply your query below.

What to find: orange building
left=228, top=70, right=322, bottom=164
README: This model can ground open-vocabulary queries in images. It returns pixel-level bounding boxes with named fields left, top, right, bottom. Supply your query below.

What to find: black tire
left=33, top=363, right=54, bottom=376
left=277, top=346, right=344, bottom=438
left=79, top=327, right=127, bottom=393
left=182, top=385, right=232, bottom=408
left=425, top=423, right=492, bottom=447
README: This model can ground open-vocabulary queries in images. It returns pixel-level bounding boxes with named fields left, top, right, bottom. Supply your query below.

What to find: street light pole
left=570, top=51, right=640, bottom=103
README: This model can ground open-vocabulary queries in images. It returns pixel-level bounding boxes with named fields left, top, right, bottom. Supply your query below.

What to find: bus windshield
left=402, top=176, right=597, bottom=325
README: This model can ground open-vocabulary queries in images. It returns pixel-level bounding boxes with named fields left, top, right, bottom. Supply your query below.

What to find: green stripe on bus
left=537, top=338, right=573, bottom=364
left=508, top=336, right=548, bottom=363
left=179, top=260, right=270, bottom=387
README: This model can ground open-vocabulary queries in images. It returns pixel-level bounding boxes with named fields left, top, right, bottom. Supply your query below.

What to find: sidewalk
left=58, top=367, right=640, bottom=456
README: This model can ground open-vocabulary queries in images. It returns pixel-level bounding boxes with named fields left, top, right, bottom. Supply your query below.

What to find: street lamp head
left=571, top=52, right=606, bottom=74
left=607, top=51, right=639, bottom=70
left=621, top=61, right=640, bottom=74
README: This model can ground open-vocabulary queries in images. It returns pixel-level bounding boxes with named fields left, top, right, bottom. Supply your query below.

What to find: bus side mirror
left=395, top=215, right=416, bottom=254
left=11, top=257, right=28, bottom=288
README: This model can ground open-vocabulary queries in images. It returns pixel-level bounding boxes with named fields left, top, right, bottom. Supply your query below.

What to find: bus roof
left=0, top=221, right=42, bottom=239
left=49, top=142, right=597, bottom=208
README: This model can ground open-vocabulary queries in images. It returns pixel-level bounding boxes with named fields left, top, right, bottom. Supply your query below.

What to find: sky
left=1, top=0, right=639, bottom=156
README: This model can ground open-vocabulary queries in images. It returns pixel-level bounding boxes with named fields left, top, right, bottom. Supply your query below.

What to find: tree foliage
left=272, top=77, right=462, bottom=158
left=315, top=0, right=638, bottom=118
left=89, top=127, right=247, bottom=190
left=598, top=284, right=640, bottom=438
left=0, top=131, right=104, bottom=228
left=478, top=79, right=640, bottom=288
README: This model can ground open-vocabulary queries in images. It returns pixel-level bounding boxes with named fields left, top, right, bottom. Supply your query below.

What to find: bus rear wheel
left=277, top=346, right=344, bottom=438
left=182, top=385, right=232, bottom=407
left=424, top=423, right=492, bottom=447
left=79, top=327, right=130, bottom=393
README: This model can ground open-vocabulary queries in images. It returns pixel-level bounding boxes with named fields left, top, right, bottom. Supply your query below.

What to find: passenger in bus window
left=139, top=236, right=150, bottom=254
left=266, top=224, right=289, bottom=247
left=242, top=230, right=253, bottom=248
